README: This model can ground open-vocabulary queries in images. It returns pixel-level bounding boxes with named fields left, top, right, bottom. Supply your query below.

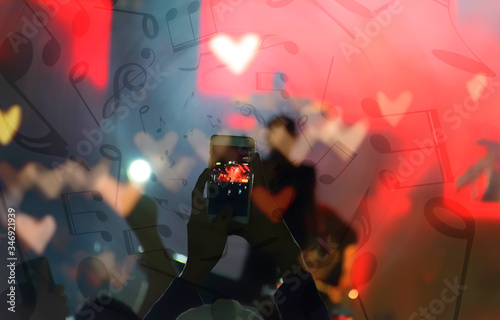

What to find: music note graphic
left=102, top=48, right=155, bottom=119
left=72, top=0, right=91, bottom=37
left=160, top=150, right=175, bottom=168
left=183, top=128, right=193, bottom=138
left=429, top=0, right=495, bottom=76
left=266, top=0, right=295, bottom=8
left=256, top=72, right=289, bottom=99
left=350, top=251, right=378, bottom=320
left=319, top=56, right=339, bottom=121
left=172, top=210, right=190, bottom=221
left=309, top=0, right=355, bottom=38
left=134, top=131, right=196, bottom=193
left=95, top=4, right=159, bottom=39
left=207, top=115, right=222, bottom=130
left=139, top=105, right=150, bottom=134
left=362, top=100, right=454, bottom=189
left=23, top=0, right=61, bottom=67
left=346, top=189, right=375, bottom=320
left=183, top=92, right=194, bottom=109
left=99, top=144, right=122, bottom=206
left=156, top=116, right=165, bottom=133
left=61, top=191, right=112, bottom=242
left=0, top=34, right=88, bottom=169
left=124, top=224, right=172, bottom=255
left=349, top=188, right=371, bottom=250
left=165, top=1, right=218, bottom=52
left=153, top=197, right=169, bottom=210
left=179, top=52, right=210, bottom=71
left=69, top=61, right=99, bottom=126
left=168, top=202, right=191, bottom=221
left=297, top=115, right=312, bottom=151
left=313, top=140, right=357, bottom=185
left=153, top=196, right=189, bottom=220
left=333, top=0, right=395, bottom=18
left=424, top=198, right=475, bottom=320
left=258, top=34, right=299, bottom=55
left=234, top=101, right=266, bottom=125
left=369, top=133, right=438, bottom=154
left=168, top=179, right=188, bottom=186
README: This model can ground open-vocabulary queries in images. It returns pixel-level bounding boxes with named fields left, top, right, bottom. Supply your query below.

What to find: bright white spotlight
left=128, top=160, right=151, bottom=183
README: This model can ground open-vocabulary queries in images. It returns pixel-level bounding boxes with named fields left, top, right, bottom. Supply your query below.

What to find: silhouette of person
left=238, top=116, right=317, bottom=319
left=262, top=116, right=316, bottom=248
left=144, top=151, right=330, bottom=320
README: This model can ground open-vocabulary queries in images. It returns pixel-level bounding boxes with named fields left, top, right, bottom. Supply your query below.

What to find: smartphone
left=208, top=135, right=255, bottom=224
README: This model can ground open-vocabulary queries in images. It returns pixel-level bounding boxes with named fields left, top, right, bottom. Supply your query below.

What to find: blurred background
left=1, top=0, right=499, bottom=319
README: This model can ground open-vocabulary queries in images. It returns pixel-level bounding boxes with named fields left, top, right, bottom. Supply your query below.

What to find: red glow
left=226, top=113, right=257, bottom=130
left=194, top=0, right=500, bottom=235
left=196, top=0, right=500, bottom=132
left=73, top=0, right=111, bottom=88
left=251, top=186, right=296, bottom=223
left=350, top=252, right=377, bottom=289
left=441, top=198, right=500, bottom=221
left=40, top=0, right=111, bottom=88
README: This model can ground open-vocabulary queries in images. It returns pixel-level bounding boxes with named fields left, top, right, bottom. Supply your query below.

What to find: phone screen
left=208, top=144, right=253, bottom=220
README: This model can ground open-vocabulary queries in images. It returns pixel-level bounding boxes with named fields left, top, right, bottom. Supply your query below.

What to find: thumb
left=251, top=152, right=265, bottom=187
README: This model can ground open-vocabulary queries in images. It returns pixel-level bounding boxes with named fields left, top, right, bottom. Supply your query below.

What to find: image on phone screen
left=208, top=142, right=253, bottom=222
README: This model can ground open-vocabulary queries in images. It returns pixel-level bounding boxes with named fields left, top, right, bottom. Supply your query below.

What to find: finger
left=250, top=151, right=261, bottom=164
left=251, top=152, right=265, bottom=187
left=192, top=168, right=210, bottom=197
left=191, top=168, right=210, bottom=219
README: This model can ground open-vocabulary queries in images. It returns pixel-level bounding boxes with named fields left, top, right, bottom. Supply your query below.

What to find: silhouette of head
left=267, top=116, right=297, bottom=156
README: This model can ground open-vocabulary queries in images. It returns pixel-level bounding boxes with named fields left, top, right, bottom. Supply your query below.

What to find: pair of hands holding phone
left=189, top=152, right=282, bottom=227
